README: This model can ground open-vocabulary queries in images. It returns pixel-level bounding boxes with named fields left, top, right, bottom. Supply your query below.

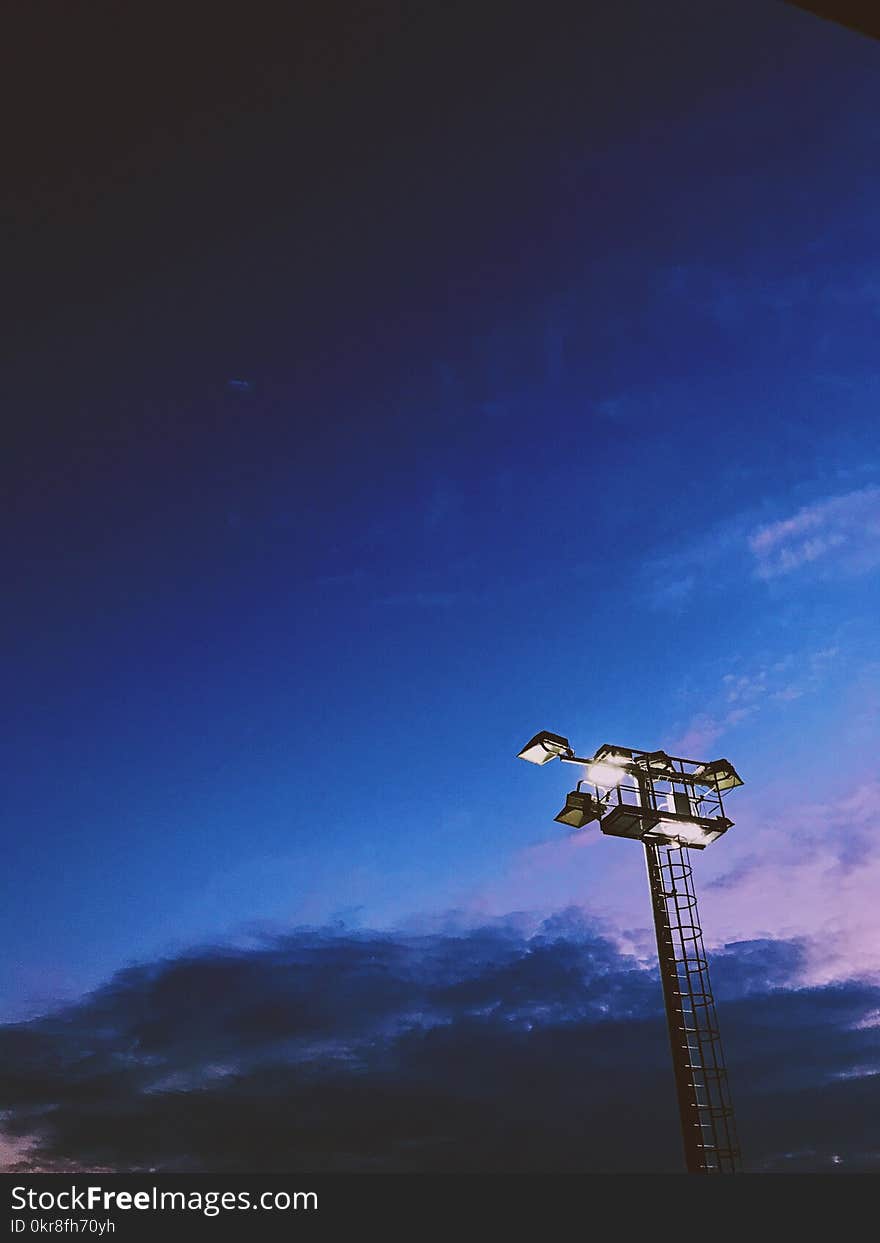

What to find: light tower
left=517, top=731, right=744, bottom=1174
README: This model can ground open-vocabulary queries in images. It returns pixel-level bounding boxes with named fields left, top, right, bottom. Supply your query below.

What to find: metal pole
left=644, top=841, right=741, bottom=1173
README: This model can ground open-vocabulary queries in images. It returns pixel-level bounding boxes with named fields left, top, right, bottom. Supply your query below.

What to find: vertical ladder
left=644, top=841, right=741, bottom=1173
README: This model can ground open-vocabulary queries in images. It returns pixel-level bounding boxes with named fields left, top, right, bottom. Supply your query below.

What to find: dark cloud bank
left=2, top=912, right=877, bottom=1173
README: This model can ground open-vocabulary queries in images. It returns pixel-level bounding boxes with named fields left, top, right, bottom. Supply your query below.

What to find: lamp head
left=517, top=731, right=572, bottom=765
left=553, top=790, right=601, bottom=829
left=601, top=803, right=732, bottom=849
left=640, top=749, right=678, bottom=777
left=692, top=759, right=744, bottom=792
left=593, top=743, right=634, bottom=766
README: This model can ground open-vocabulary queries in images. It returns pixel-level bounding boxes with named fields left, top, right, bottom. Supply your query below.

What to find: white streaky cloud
left=748, top=486, right=880, bottom=580
left=852, top=1009, right=880, bottom=1031
left=641, top=483, right=880, bottom=608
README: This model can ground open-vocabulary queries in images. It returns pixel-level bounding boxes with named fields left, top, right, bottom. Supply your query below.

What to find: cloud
left=640, top=484, right=880, bottom=609
left=668, top=707, right=753, bottom=757
left=666, top=648, right=839, bottom=756
left=638, top=511, right=753, bottom=610
left=697, top=780, right=880, bottom=986
left=748, top=486, right=880, bottom=580
left=1, top=919, right=878, bottom=1173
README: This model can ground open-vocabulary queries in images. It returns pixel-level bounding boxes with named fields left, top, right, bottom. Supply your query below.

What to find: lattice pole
left=644, top=841, right=741, bottom=1173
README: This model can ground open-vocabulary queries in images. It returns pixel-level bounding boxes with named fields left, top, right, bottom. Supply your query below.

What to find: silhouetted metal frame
left=645, top=841, right=741, bottom=1173
left=547, top=740, right=743, bottom=1171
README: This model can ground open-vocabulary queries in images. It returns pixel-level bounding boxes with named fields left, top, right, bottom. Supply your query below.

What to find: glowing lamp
left=601, top=803, right=731, bottom=849
left=643, top=813, right=732, bottom=850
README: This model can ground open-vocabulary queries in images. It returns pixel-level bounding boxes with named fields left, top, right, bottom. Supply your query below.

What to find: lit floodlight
left=517, top=731, right=572, bottom=765
left=553, top=790, right=601, bottom=829
left=586, top=761, right=629, bottom=791
left=642, top=813, right=733, bottom=850
left=601, top=803, right=731, bottom=849
left=692, top=759, right=744, bottom=792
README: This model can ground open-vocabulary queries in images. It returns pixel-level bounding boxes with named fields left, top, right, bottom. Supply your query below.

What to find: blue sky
left=3, top=0, right=880, bottom=1173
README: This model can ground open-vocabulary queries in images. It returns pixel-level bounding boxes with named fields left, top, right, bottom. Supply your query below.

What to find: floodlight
left=691, top=759, right=744, bottom=792
left=601, top=803, right=731, bottom=849
left=642, top=812, right=733, bottom=850
left=586, top=760, right=630, bottom=791
left=641, top=749, right=678, bottom=777
left=517, top=731, right=572, bottom=765
left=553, top=790, right=601, bottom=829
left=600, top=804, right=661, bottom=839
left=593, top=743, right=634, bottom=766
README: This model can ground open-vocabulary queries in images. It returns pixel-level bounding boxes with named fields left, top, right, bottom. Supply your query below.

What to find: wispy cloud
left=638, top=511, right=754, bottom=610
left=667, top=648, right=840, bottom=756
left=640, top=485, right=880, bottom=609
left=748, top=486, right=880, bottom=580
left=668, top=707, right=753, bottom=758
